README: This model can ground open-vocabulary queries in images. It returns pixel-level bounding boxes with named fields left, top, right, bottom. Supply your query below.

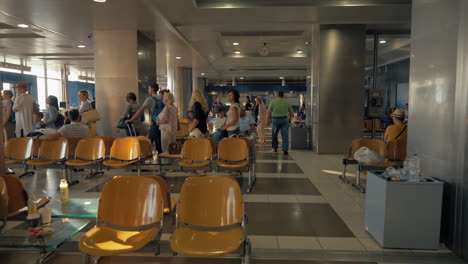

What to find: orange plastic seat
left=26, top=138, right=68, bottom=167
left=136, top=136, right=152, bottom=159
left=93, top=136, right=115, bottom=157
left=4, top=138, right=34, bottom=177
left=178, top=138, right=212, bottom=170
left=170, top=177, right=249, bottom=262
left=65, top=137, right=82, bottom=159
left=0, top=175, right=50, bottom=217
left=0, top=178, right=8, bottom=230
left=103, top=137, right=141, bottom=174
left=176, top=122, right=189, bottom=139
left=145, top=176, right=176, bottom=214
left=66, top=138, right=106, bottom=181
left=217, top=138, right=255, bottom=192
left=79, top=176, right=164, bottom=258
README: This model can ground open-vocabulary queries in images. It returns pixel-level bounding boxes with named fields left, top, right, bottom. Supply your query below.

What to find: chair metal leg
left=81, top=253, right=91, bottom=264
left=352, top=166, right=366, bottom=193
left=137, top=164, right=141, bottom=176
left=339, top=164, right=350, bottom=184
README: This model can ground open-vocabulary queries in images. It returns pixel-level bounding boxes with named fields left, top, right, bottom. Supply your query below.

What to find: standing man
left=212, top=96, right=224, bottom=114
left=2, top=90, right=15, bottom=140
left=126, top=83, right=164, bottom=153
left=12, top=82, right=35, bottom=137
left=267, top=91, right=294, bottom=155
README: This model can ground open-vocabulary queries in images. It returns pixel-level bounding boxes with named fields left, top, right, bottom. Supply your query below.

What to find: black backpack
left=54, top=113, right=65, bottom=127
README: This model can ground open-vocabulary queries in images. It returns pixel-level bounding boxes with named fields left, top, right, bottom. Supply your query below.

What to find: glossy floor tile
left=242, top=178, right=320, bottom=195
left=255, top=163, right=304, bottom=174
left=256, top=152, right=293, bottom=160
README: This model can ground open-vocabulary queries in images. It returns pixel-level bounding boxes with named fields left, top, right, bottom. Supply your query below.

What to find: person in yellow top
left=384, top=108, right=407, bottom=143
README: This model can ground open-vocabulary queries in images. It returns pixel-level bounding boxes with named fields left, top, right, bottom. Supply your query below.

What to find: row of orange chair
left=174, top=137, right=256, bottom=192
left=79, top=176, right=250, bottom=264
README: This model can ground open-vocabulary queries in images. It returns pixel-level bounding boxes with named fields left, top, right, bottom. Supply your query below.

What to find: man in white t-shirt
left=208, top=108, right=226, bottom=143
left=37, top=109, right=89, bottom=140
left=12, top=82, right=35, bottom=137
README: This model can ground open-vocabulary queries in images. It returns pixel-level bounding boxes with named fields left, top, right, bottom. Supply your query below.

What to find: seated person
left=239, top=108, right=255, bottom=136
left=33, top=112, right=45, bottom=129
left=37, top=109, right=89, bottom=140
left=208, top=108, right=226, bottom=143
left=384, top=108, right=407, bottom=143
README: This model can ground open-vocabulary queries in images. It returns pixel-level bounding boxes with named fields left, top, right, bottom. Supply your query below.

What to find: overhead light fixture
left=201, top=73, right=205, bottom=76
left=176, top=56, right=182, bottom=59
left=279, top=77, right=284, bottom=79
left=307, top=76, right=311, bottom=79
left=233, top=42, right=239, bottom=46
left=240, top=77, right=244, bottom=80
left=305, top=42, right=309, bottom=45
left=93, top=0, right=107, bottom=2
left=379, top=40, right=387, bottom=44
left=234, top=51, right=241, bottom=54
left=77, top=45, right=86, bottom=48
left=297, top=50, right=303, bottom=54
left=17, top=24, right=29, bottom=28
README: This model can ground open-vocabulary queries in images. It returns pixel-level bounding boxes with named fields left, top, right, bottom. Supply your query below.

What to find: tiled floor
left=0, top=131, right=465, bottom=264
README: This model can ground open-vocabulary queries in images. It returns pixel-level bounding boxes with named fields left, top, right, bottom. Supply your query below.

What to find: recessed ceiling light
left=77, top=45, right=86, bottom=48
left=176, top=56, right=182, bottom=59
left=93, top=0, right=107, bottom=2
left=201, top=73, right=205, bottom=76
left=234, top=51, right=241, bottom=54
left=379, top=40, right=387, bottom=44
left=233, top=42, right=239, bottom=46
left=17, top=24, right=29, bottom=28
left=279, top=77, right=284, bottom=79
left=297, top=50, right=303, bottom=54
left=305, top=42, right=309, bottom=45
left=240, top=77, right=244, bottom=80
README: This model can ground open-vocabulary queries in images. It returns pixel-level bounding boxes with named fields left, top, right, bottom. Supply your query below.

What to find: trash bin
left=289, top=127, right=308, bottom=149
left=365, top=171, right=443, bottom=249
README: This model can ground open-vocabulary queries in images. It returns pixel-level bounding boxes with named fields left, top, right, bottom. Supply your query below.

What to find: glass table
left=0, top=219, right=90, bottom=263
left=49, top=198, right=98, bottom=218
left=138, top=157, right=178, bottom=175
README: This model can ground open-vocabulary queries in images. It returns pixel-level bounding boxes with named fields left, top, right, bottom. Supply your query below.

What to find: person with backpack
left=2, top=90, right=15, bottom=140
left=12, top=82, right=35, bottom=137
left=121, top=92, right=141, bottom=136
left=40, top=95, right=59, bottom=129
left=126, top=83, right=164, bottom=153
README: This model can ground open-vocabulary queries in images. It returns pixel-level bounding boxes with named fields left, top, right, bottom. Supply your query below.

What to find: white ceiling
left=0, top=0, right=411, bottom=81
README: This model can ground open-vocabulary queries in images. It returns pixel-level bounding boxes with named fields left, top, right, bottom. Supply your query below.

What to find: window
left=37, top=77, right=46, bottom=110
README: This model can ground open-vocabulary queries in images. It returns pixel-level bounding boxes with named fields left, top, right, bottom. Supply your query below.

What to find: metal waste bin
left=289, top=126, right=308, bottom=149
left=365, top=171, right=443, bottom=249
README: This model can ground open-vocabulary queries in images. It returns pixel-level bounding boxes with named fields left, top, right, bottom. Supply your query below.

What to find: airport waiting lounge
left=0, top=0, right=468, bottom=264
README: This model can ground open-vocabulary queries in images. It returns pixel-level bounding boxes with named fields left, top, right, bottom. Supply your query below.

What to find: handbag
left=168, top=141, right=182, bottom=154
left=117, top=118, right=128, bottom=129
left=81, top=109, right=100, bottom=124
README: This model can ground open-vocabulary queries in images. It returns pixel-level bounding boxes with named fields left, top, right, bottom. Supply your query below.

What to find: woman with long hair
left=222, top=89, right=241, bottom=137
left=255, top=96, right=268, bottom=144
left=188, top=89, right=208, bottom=137
left=41, top=95, right=59, bottom=128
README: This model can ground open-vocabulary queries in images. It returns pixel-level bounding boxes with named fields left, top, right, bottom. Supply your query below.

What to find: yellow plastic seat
left=65, top=137, right=82, bottom=159
left=170, top=177, right=250, bottom=262
left=66, top=138, right=106, bottom=181
left=93, top=136, right=115, bottom=158
left=136, top=136, right=152, bottom=159
left=145, top=176, right=176, bottom=214
left=79, top=176, right=164, bottom=257
left=0, top=178, right=8, bottom=230
left=178, top=138, right=212, bottom=171
left=26, top=138, right=68, bottom=168
left=103, top=137, right=141, bottom=175
left=217, top=138, right=255, bottom=192
left=0, top=175, right=50, bottom=217
left=176, top=122, right=189, bottom=139
left=4, top=137, right=34, bottom=177
left=171, top=227, right=244, bottom=257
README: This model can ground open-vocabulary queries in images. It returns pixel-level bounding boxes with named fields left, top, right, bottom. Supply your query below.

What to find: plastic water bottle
left=408, top=154, right=420, bottom=182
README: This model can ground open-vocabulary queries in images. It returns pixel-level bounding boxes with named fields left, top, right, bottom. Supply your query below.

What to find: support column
left=409, top=0, right=468, bottom=256
left=175, top=67, right=184, bottom=117
left=315, top=25, right=366, bottom=154
left=94, top=30, right=138, bottom=137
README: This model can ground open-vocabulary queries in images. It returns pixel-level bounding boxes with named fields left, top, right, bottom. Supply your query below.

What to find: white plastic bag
left=353, top=147, right=387, bottom=164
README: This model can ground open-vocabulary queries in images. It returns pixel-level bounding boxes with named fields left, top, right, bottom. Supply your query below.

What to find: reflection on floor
left=0, top=133, right=464, bottom=264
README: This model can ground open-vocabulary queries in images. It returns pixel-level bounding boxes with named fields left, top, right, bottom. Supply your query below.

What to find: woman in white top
left=255, top=96, right=268, bottom=144
left=78, top=90, right=93, bottom=113
left=221, top=89, right=240, bottom=137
